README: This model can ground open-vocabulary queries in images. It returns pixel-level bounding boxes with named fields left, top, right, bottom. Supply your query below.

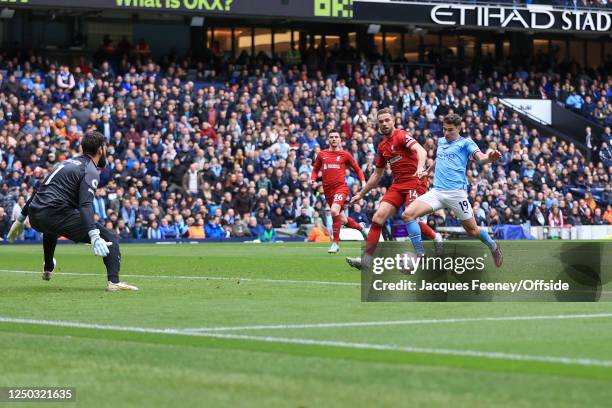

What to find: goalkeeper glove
left=88, top=229, right=112, bottom=257
left=7, top=214, right=25, bottom=243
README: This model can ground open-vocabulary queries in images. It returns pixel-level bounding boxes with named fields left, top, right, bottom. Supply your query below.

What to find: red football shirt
left=375, top=129, right=420, bottom=186
left=311, top=150, right=365, bottom=191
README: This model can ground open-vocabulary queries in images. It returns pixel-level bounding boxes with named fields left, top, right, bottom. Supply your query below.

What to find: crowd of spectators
left=0, top=41, right=610, bottom=241
left=562, top=79, right=612, bottom=126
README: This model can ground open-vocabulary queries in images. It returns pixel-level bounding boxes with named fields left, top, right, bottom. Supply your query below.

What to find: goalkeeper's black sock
left=99, top=225, right=120, bottom=284
left=103, top=246, right=120, bottom=283
left=42, top=233, right=58, bottom=270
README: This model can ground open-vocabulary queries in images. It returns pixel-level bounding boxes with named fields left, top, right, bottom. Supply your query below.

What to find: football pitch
left=1, top=242, right=611, bottom=407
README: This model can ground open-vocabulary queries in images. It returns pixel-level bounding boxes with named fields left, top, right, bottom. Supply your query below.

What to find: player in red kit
left=310, top=130, right=367, bottom=253
left=346, top=108, right=443, bottom=269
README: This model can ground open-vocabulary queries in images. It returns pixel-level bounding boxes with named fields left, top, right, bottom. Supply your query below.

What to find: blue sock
left=479, top=228, right=497, bottom=250
left=407, top=220, right=425, bottom=255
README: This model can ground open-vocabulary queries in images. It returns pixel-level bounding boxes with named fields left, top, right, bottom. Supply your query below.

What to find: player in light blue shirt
left=402, top=113, right=504, bottom=267
left=433, top=136, right=480, bottom=191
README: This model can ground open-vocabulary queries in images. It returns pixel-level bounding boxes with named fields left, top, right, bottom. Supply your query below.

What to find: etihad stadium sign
left=429, top=4, right=610, bottom=31
left=354, top=0, right=612, bottom=33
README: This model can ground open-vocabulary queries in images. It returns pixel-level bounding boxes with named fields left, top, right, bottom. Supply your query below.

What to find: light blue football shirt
left=433, top=136, right=480, bottom=191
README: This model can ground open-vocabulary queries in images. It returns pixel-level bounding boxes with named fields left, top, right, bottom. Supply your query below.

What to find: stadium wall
left=530, top=226, right=612, bottom=240
left=437, top=226, right=612, bottom=241
left=30, top=20, right=70, bottom=48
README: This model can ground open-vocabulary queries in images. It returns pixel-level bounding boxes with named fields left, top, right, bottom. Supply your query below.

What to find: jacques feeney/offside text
left=372, top=279, right=570, bottom=292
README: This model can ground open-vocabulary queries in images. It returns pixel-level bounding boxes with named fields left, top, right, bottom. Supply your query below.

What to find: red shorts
left=325, top=186, right=350, bottom=208
left=417, top=179, right=428, bottom=196
left=381, top=183, right=419, bottom=210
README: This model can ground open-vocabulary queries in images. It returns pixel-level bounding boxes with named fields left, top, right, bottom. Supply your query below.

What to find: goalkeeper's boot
left=328, top=242, right=340, bottom=254
left=107, top=281, right=139, bottom=292
left=491, top=241, right=503, bottom=268
left=359, top=223, right=368, bottom=240
left=42, top=258, right=56, bottom=281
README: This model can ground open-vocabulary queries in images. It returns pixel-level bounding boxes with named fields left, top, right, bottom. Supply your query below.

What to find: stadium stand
left=0, top=42, right=610, bottom=241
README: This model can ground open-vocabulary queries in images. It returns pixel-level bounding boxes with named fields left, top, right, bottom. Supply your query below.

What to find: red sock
left=419, top=221, right=436, bottom=240
left=365, top=222, right=383, bottom=256
left=344, top=217, right=363, bottom=231
left=332, top=215, right=342, bottom=244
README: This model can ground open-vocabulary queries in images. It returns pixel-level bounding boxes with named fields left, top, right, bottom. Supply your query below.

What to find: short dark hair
left=443, top=113, right=462, bottom=127
left=82, top=131, right=105, bottom=156
left=328, top=129, right=341, bottom=137
left=377, top=107, right=393, bottom=118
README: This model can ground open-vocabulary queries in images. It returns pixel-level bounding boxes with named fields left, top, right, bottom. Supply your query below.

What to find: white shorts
left=416, top=188, right=474, bottom=221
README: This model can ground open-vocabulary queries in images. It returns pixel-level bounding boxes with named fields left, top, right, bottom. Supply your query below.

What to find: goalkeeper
left=7, top=131, right=138, bottom=292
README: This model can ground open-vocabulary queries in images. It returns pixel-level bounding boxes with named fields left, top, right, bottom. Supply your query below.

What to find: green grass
left=0, top=242, right=611, bottom=408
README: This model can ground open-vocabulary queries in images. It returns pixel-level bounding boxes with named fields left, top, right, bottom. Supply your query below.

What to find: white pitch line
left=0, top=316, right=611, bottom=368
left=183, top=313, right=612, bottom=332
left=0, top=269, right=359, bottom=287
left=0, top=316, right=190, bottom=335
left=202, top=334, right=612, bottom=368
